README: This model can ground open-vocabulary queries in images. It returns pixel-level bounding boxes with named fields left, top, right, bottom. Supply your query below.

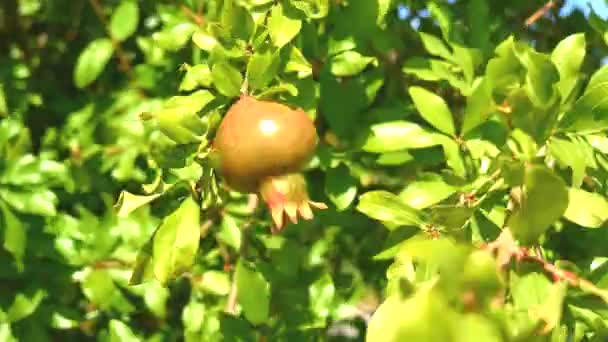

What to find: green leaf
left=325, top=164, right=357, bottom=211
left=419, top=32, right=452, bottom=60
left=115, top=191, right=162, bottom=218
left=256, top=83, right=299, bottom=99
left=156, top=90, right=215, bottom=144
left=109, top=319, right=139, bottom=342
left=511, top=272, right=551, bottom=310
left=192, top=31, right=218, bottom=52
left=152, top=196, right=201, bottom=285
left=399, top=177, right=457, bottom=209
left=285, top=46, right=312, bottom=78
left=451, top=44, right=480, bottom=86
left=402, top=57, right=454, bottom=81
left=513, top=44, right=559, bottom=107
left=551, top=33, right=585, bottom=101
left=0, top=202, right=25, bottom=270
left=328, top=36, right=356, bottom=56
left=559, top=80, right=608, bottom=133
left=7, top=290, right=46, bottom=323
left=589, top=8, right=608, bottom=46
left=73, top=38, right=114, bottom=88
left=361, top=121, right=443, bottom=153
left=485, top=38, right=522, bottom=93
left=129, top=228, right=156, bottom=285
left=0, top=156, right=66, bottom=186
left=586, top=134, right=608, bottom=154
left=366, top=289, right=455, bottom=342
left=82, top=270, right=135, bottom=313
left=217, top=214, right=241, bottom=250
left=267, top=4, right=302, bottom=48
left=309, top=273, right=335, bottom=320
left=535, top=282, right=567, bottom=334
left=319, top=69, right=381, bottom=137
left=440, top=137, right=467, bottom=178
left=211, top=62, right=243, bottom=97
left=587, top=65, right=608, bottom=91
left=220, top=315, right=256, bottom=340
left=548, top=138, right=586, bottom=188
left=183, top=300, right=205, bottom=334
left=376, top=151, right=414, bottom=165
left=0, top=324, right=17, bottom=342
left=330, top=51, right=375, bottom=77
left=427, top=2, right=453, bottom=42
left=467, top=0, right=490, bottom=51
left=563, top=188, right=608, bottom=228
left=140, top=281, right=169, bottom=319
left=377, top=0, right=392, bottom=28
left=0, top=188, right=57, bottom=216
left=246, top=49, right=279, bottom=91
left=235, top=260, right=270, bottom=325
left=508, top=128, right=538, bottom=161
left=291, top=0, right=329, bottom=19
left=153, top=23, right=197, bottom=51
left=357, top=191, right=425, bottom=229
left=198, top=271, right=231, bottom=296
left=220, top=1, right=254, bottom=41
left=109, top=0, right=139, bottom=41
left=180, top=64, right=213, bottom=92
left=0, top=84, right=7, bottom=117
left=462, top=78, right=494, bottom=134
left=409, top=86, right=455, bottom=136
left=507, top=165, right=569, bottom=244
left=430, top=205, right=474, bottom=231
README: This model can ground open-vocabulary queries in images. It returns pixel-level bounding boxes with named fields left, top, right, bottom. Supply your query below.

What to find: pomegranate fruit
left=212, top=95, right=326, bottom=231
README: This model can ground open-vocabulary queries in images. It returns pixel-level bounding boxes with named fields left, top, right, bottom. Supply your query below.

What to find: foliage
left=3, top=0, right=608, bottom=341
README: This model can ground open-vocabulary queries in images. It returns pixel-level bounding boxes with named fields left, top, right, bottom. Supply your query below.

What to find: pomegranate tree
left=212, top=95, right=326, bottom=231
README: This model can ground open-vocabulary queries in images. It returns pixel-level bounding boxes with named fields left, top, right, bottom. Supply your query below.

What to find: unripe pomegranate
left=213, top=95, right=326, bottom=231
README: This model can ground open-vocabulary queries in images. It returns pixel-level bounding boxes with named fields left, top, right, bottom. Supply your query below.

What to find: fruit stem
left=240, top=76, right=249, bottom=96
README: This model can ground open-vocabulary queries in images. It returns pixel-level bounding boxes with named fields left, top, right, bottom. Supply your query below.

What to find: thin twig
left=88, top=0, right=133, bottom=74
left=520, top=253, right=608, bottom=302
left=225, top=278, right=239, bottom=314
left=181, top=5, right=205, bottom=26
left=525, top=0, right=556, bottom=27
left=484, top=229, right=608, bottom=303
left=92, top=258, right=132, bottom=269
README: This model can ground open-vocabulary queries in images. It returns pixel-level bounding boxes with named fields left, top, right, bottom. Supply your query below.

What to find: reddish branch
left=484, top=229, right=608, bottom=303
left=525, top=1, right=557, bottom=27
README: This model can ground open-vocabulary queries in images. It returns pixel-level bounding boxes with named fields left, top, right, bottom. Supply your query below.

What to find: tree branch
left=484, top=229, right=608, bottom=304
left=525, top=1, right=557, bottom=27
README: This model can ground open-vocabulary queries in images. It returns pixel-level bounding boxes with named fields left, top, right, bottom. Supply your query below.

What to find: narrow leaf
left=361, top=121, right=443, bottom=153
left=73, top=38, right=114, bottom=88
left=357, top=191, right=425, bottom=229
left=409, top=86, right=455, bottom=136
left=564, top=188, right=608, bottom=228
left=109, top=0, right=139, bottom=41
left=152, top=196, right=201, bottom=285
left=325, top=164, right=357, bottom=211
left=212, top=62, right=243, bottom=97
left=267, top=4, right=302, bottom=48
left=235, top=260, right=270, bottom=325
left=507, top=166, right=569, bottom=244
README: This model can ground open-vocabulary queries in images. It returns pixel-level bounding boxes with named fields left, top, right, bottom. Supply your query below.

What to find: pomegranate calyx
left=259, top=173, right=327, bottom=233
